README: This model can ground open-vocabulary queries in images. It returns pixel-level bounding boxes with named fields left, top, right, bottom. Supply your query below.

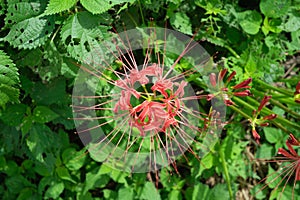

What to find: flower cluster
left=278, top=134, right=300, bottom=182
left=250, top=95, right=277, bottom=143
left=113, top=64, right=186, bottom=136
left=208, top=69, right=252, bottom=106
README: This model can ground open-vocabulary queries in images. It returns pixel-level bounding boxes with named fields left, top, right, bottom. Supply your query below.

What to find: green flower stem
left=229, top=105, right=252, bottom=119
left=219, top=149, right=234, bottom=200
left=251, top=89, right=300, bottom=119
left=233, top=96, right=300, bottom=131
left=254, top=79, right=294, bottom=97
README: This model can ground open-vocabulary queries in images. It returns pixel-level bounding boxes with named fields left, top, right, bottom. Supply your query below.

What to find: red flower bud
left=219, top=69, right=227, bottom=82
left=263, top=114, right=277, bottom=121
left=295, top=81, right=300, bottom=95
left=226, top=71, right=236, bottom=83
left=252, top=129, right=260, bottom=144
left=287, top=133, right=300, bottom=146
left=207, top=94, right=214, bottom=101
left=209, top=73, right=217, bottom=87
left=224, top=99, right=234, bottom=106
left=232, top=78, right=252, bottom=89
left=233, top=90, right=251, bottom=97
left=258, top=95, right=272, bottom=112
left=259, top=122, right=269, bottom=127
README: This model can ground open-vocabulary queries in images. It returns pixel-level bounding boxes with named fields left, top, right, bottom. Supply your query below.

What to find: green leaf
left=62, top=148, right=86, bottom=171
left=45, top=182, right=64, bottom=199
left=4, top=1, right=45, bottom=28
left=263, top=127, right=284, bottom=144
left=140, top=182, right=161, bottom=200
left=56, top=166, right=76, bottom=183
left=260, top=0, right=291, bottom=18
left=170, top=12, right=192, bottom=35
left=192, top=182, right=209, bottom=200
left=83, top=166, right=110, bottom=194
left=30, top=78, right=67, bottom=105
left=284, top=11, right=300, bottom=32
left=32, top=106, right=59, bottom=123
left=44, top=0, right=76, bottom=15
left=237, top=10, right=262, bottom=35
left=60, top=11, right=111, bottom=63
left=0, top=50, right=20, bottom=107
left=80, top=0, right=135, bottom=14
left=3, top=16, right=55, bottom=49
left=0, top=104, right=28, bottom=126
left=118, top=187, right=134, bottom=200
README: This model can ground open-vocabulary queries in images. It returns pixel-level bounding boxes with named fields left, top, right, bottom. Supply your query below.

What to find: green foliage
left=0, top=50, right=19, bottom=107
left=44, top=0, right=77, bottom=15
left=0, top=0, right=300, bottom=199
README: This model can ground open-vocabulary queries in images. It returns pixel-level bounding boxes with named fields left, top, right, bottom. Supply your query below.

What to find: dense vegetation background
left=0, top=0, right=300, bottom=199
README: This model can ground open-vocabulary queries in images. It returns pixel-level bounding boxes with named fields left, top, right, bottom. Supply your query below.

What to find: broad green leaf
left=56, top=166, right=76, bottom=183
left=140, top=182, right=161, bottom=200
left=44, top=0, right=76, bottom=15
left=26, top=124, right=58, bottom=162
left=17, top=188, right=36, bottom=200
left=62, top=148, right=86, bottom=171
left=80, top=0, right=135, bottom=14
left=83, top=166, right=110, bottom=194
left=0, top=104, right=27, bottom=126
left=103, top=189, right=117, bottom=200
left=284, top=11, right=300, bottom=32
left=192, top=182, right=209, bottom=200
left=32, top=106, right=59, bottom=123
left=5, top=175, right=32, bottom=195
left=237, top=10, right=262, bottom=35
left=0, top=50, right=20, bottom=107
left=44, top=182, right=64, bottom=199
left=170, top=12, right=192, bottom=35
left=118, top=187, right=134, bottom=200
left=260, top=0, right=291, bottom=18
left=263, top=127, right=283, bottom=144
left=39, top=177, right=64, bottom=199
left=3, top=16, right=55, bottom=49
left=206, top=184, right=230, bottom=199
left=255, top=144, right=275, bottom=159
left=60, top=11, right=111, bottom=64
left=168, top=190, right=182, bottom=200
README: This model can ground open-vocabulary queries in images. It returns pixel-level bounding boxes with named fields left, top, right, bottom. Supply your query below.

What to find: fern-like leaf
left=0, top=50, right=20, bottom=107
left=80, top=0, right=135, bottom=14
left=44, top=0, right=77, bottom=15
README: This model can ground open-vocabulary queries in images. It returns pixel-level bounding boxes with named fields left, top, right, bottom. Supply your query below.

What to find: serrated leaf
left=4, top=1, right=45, bottom=28
left=170, top=12, right=192, bottom=35
left=44, top=182, right=64, bottom=199
left=3, top=16, right=55, bottom=49
left=44, top=0, right=76, bottom=15
left=32, top=106, right=59, bottom=123
left=260, top=0, right=291, bottom=18
left=0, top=50, right=20, bottom=107
left=237, top=10, right=262, bottom=35
left=80, top=0, right=134, bottom=14
left=60, top=11, right=111, bottom=64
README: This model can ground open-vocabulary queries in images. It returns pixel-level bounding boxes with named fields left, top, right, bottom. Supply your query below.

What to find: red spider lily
left=256, top=134, right=300, bottom=199
left=250, top=96, right=277, bottom=143
left=207, top=69, right=252, bottom=106
left=71, top=27, right=221, bottom=176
